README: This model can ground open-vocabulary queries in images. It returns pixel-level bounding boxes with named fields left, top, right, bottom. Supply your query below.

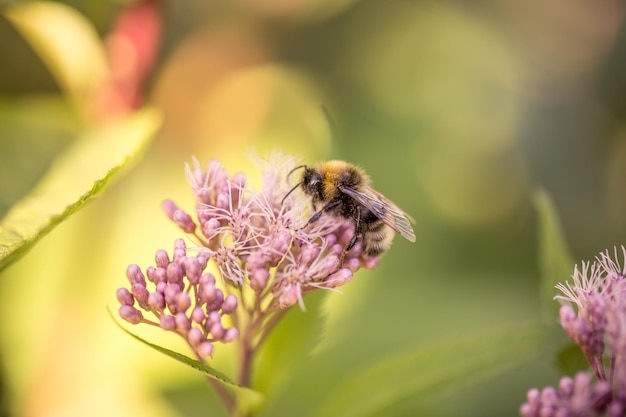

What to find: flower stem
left=195, top=352, right=235, bottom=415
left=238, top=305, right=287, bottom=387
left=208, top=377, right=236, bottom=415
left=239, top=344, right=255, bottom=387
left=254, top=308, right=288, bottom=351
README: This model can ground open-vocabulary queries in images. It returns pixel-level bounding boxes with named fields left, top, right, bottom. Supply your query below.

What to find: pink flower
left=117, top=239, right=238, bottom=359
left=117, top=153, right=379, bottom=362
left=522, top=246, right=626, bottom=416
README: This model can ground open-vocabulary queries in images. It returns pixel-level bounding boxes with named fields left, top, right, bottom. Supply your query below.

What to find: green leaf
left=0, top=96, right=80, bottom=217
left=109, top=307, right=235, bottom=385
left=253, top=291, right=328, bottom=411
left=310, top=325, right=549, bottom=417
left=0, top=107, right=161, bottom=272
left=534, top=188, right=576, bottom=322
left=108, top=307, right=264, bottom=410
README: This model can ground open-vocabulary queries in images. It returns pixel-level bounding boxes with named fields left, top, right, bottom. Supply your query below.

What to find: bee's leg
left=305, top=199, right=341, bottom=226
left=340, top=206, right=362, bottom=266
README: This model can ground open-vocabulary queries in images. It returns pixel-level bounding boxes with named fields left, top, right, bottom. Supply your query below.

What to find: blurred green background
left=1, top=0, right=625, bottom=416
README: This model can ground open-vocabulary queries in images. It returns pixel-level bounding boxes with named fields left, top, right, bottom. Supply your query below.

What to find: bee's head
left=281, top=165, right=323, bottom=206
left=301, top=167, right=323, bottom=198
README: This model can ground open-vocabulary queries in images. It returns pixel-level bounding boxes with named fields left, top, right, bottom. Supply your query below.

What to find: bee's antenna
left=281, top=181, right=304, bottom=206
left=282, top=165, right=307, bottom=206
left=287, top=164, right=306, bottom=181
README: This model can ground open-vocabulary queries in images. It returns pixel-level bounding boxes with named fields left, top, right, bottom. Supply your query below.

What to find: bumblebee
left=283, top=160, right=416, bottom=260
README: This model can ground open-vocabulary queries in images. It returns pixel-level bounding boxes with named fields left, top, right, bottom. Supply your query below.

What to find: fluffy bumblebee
left=283, top=160, right=416, bottom=260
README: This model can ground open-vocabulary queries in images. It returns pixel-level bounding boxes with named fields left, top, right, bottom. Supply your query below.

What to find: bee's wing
left=338, top=184, right=416, bottom=242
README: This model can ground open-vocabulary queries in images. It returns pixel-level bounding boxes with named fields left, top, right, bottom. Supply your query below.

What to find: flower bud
left=116, top=288, right=134, bottom=306
left=161, top=199, right=178, bottom=220
left=173, top=209, right=196, bottom=233
left=298, top=244, right=320, bottom=267
left=148, top=292, right=165, bottom=311
left=200, top=272, right=216, bottom=286
left=325, top=269, right=353, bottom=288
left=278, top=285, right=300, bottom=309
left=155, top=282, right=167, bottom=294
left=173, top=239, right=187, bottom=261
left=119, top=305, right=143, bottom=324
left=191, top=307, right=205, bottom=323
left=131, top=283, right=150, bottom=309
left=329, top=244, right=343, bottom=257
left=151, top=267, right=167, bottom=284
left=266, top=230, right=292, bottom=266
left=246, top=251, right=266, bottom=270
left=164, top=284, right=181, bottom=310
left=187, top=327, right=204, bottom=347
left=206, top=311, right=221, bottom=329
left=155, top=250, right=170, bottom=268
left=176, top=292, right=191, bottom=312
left=175, top=312, right=191, bottom=334
left=196, top=251, right=210, bottom=270
left=166, top=262, right=183, bottom=285
left=200, top=282, right=217, bottom=303
left=316, top=255, right=340, bottom=277
left=250, top=268, right=269, bottom=291
left=339, top=227, right=354, bottom=246
left=184, top=257, right=201, bottom=284
left=202, top=218, right=221, bottom=240
left=210, top=323, right=225, bottom=340
left=558, top=377, right=574, bottom=397
left=208, top=289, right=224, bottom=311
left=221, top=295, right=238, bottom=314
left=126, top=264, right=146, bottom=286
left=343, top=257, right=361, bottom=273
left=160, top=314, right=176, bottom=330
left=518, top=403, right=534, bottom=417
left=174, top=238, right=186, bottom=251
left=609, top=402, right=624, bottom=417
left=215, top=192, right=229, bottom=210
left=324, top=234, right=337, bottom=247
left=197, top=341, right=214, bottom=358
left=540, top=386, right=557, bottom=403
left=363, top=257, right=379, bottom=270
left=222, top=328, right=239, bottom=343
left=196, top=188, right=212, bottom=205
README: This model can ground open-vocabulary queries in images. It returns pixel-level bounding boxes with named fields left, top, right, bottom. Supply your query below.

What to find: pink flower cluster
left=521, top=246, right=626, bottom=417
left=521, top=372, right=612, bottom=417
left=117, top=239, right=238, bottom=358
left=117, top=154, right=377, bottom=359
left=166, top=155, right=373, bottom=309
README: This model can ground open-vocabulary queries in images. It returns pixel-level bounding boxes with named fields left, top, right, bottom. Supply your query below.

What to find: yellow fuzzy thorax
left=316, top=160, right=369, bottom=200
